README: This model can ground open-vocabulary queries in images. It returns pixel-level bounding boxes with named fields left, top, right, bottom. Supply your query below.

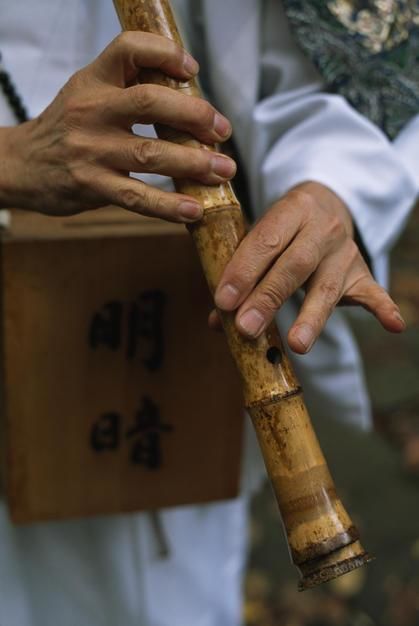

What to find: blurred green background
left=244, top=206, right=419, bottom=626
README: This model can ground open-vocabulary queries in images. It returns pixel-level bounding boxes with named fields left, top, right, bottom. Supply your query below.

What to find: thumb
left=343, top=274, right=406, bottom=333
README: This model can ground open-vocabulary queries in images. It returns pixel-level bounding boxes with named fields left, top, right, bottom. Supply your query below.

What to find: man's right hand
left=0, top=32, right=235, bottom=220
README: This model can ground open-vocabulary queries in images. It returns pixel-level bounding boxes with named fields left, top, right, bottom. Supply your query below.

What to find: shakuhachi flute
left=113, top=0, right=372, bottom=590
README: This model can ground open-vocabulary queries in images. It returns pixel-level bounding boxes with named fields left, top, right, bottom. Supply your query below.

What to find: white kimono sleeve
left=393, top=113, right=419, bottom=190
left=244, top=1, right=419, bottom=287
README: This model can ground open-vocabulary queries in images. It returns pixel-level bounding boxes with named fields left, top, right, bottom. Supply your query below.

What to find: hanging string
left=0, top=52, right=29, bottom=123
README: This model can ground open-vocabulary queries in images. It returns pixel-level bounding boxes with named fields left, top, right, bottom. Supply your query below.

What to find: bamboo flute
left=112, top=0, right=372, bottom=589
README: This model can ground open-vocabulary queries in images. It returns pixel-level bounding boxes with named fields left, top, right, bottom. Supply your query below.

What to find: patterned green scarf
left=282, top=0, right=419, bottom=138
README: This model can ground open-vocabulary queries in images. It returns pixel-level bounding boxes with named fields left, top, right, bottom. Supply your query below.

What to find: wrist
left=0, top=123, right=32, bottom=209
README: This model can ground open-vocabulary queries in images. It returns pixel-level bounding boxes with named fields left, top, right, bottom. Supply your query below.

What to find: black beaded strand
left=0, top=52, right=29, bottom=123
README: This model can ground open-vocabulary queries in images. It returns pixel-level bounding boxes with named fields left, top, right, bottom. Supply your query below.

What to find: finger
left=97, top=133, right=236, bottom=184
left=215, top=199, right=303, bottom=312
left=105, top=84, right=232, bottom=142
left=233, top=237, right=321, bottom=338
left=89, top=31, right=199, bottom=86
left=287, top=265, right=348, bottom=354
left=286, top=242, right=360, bottom=352
left=287, top=258, right=406, bottom=355
left=208, top=309, right=223, bottom=332
left=92, top=170, right=203, bottom=222
left=342, top=275, right=406, bottom=333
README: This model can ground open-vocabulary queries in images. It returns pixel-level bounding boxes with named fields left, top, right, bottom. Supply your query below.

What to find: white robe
left=0, top=1, right=417, bottom=624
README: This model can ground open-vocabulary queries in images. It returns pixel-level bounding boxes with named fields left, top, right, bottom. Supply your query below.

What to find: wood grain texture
left=0, top=209, right=244, bottom=522
left=112, top=0, right=372, bottom=588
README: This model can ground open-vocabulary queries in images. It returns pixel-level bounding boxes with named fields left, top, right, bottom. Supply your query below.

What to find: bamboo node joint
left=246, top=387, right=302, bottom=411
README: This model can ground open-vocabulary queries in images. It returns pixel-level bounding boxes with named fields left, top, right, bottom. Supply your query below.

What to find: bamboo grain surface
left=112, top=0, right=372, bottom=589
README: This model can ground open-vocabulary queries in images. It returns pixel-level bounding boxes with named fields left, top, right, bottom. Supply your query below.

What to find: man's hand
left=0, top=32, right=235, bottom=220
left=214, top=182, right=405, bottom=353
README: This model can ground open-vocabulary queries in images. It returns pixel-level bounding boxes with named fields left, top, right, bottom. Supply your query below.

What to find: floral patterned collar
left=282, top=0, right=419, bottom=138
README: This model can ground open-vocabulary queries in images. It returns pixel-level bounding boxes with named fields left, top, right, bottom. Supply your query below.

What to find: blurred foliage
left=244, top=205, right=419, bottom=625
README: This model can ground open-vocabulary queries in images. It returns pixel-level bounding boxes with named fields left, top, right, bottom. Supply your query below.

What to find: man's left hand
left=213, top=181, right=405, bottom=353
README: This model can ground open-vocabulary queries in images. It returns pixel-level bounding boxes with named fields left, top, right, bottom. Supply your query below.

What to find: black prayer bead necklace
left=0, top=52, right=29, bottom=123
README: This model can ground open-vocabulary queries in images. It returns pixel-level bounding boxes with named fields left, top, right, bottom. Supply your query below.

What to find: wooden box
left=0, top=208, right=244, bottom=523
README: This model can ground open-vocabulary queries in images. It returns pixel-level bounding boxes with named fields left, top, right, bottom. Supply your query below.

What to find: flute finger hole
left=266, top=346, right=282, bottom=366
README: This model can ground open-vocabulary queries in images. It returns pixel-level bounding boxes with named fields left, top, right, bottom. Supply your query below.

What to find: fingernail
left=211, top=155, right=236, bottom=178
left=238, top=309, right=265, bottom=337
left=294, top=323, right=315, bottom=352
left=213, top=113, right=231, bottom=138
left=215, top=284, right=240, bottom=310
left=179, top=201, right=203, bottom=221
left=394, top=311, right=406, bottom=327
left=183, top=53, right=199, bottom=76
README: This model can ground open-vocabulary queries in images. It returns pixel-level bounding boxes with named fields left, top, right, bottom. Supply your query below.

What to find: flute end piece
left=298, top=541, right=374, bottom=591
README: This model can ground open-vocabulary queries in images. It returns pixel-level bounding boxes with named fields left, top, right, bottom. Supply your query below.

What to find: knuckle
left=62, top=96, right=83, bottom=121
left=114, top=31, right=135, bottom=52
left=319, top=280, right=341, bottom=304
left=117, top=184, right=165, bottom=217
left=57, top=129, right=95, bottom=192
left=377, top=292, right=393, bottom=310
left=290, top=188, right=318, bottom=214
left=366, top=279, right=388, bottom=301
left=62, top=94, right=93, bottom=126
left=134, top=139, right=163, bottom=169
left=104, top=32, right=132, bottom=67
left=293, top=245, right=316, bottom=275
left=148, top=191, right=168, bottom=216
left=69, top=163, right=92, bottom=190
left=253, top=226, right=282, bottom=255
left=65, top=69, right=85, bottom=91
left=133, top=84, right=156, bottom=112
left=222, top=259, right=256, bottom=293
left=61, top=129, right=87, bottom=155
left=257, top=284, right=286, bottom=312
left=380, top=286, right=394, bottom=302
left=326, top=214, right=346, bottom=239
left=118, top=185, right=146, bottom=211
